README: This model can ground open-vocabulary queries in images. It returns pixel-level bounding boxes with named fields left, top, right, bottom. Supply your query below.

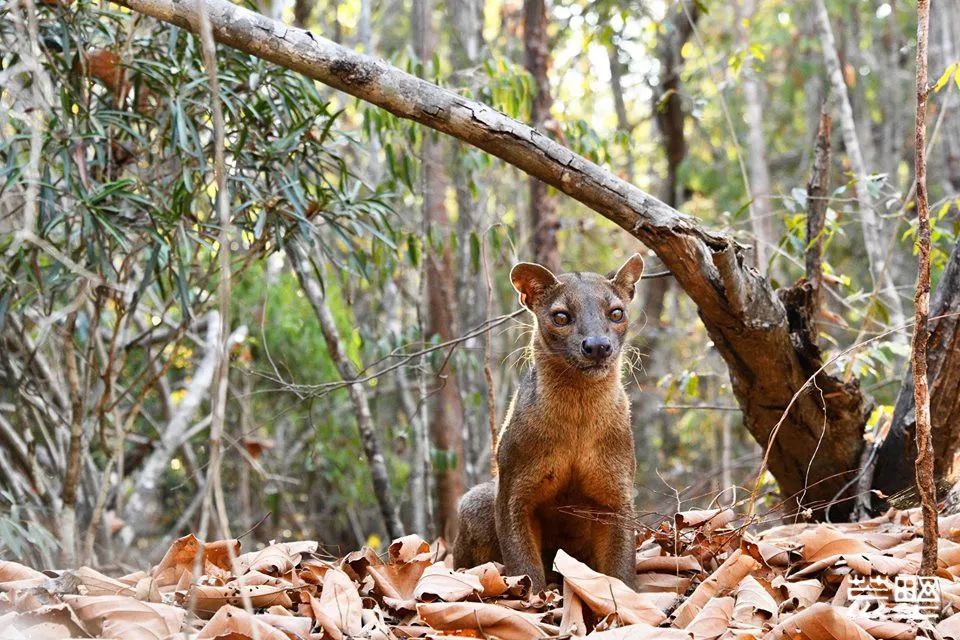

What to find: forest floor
left=2, top=508, right=960, bottom=639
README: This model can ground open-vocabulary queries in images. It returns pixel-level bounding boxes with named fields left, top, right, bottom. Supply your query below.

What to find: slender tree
left=910, top=0, right=937, bottom=575
left=739, top=0, right=776, bottom=270
left=414, top=0, right=466, bottom=541
left=523, top=0, right=560, bottom=273
left=813, top=0, right=907, bottom=338
left=287, top=239, right=404, bottom=540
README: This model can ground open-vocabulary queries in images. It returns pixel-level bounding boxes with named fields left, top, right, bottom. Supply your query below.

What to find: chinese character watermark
left=849, top=573, right=942, bottom=622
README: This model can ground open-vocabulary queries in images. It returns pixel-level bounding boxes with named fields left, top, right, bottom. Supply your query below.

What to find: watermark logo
left=849, top=573, right=942, bottom=621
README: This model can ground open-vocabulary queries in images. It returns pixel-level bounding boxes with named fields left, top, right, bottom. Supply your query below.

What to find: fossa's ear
left=511, top=262, right=560, bottom=310
left=609, top=253, right=645, bottom=300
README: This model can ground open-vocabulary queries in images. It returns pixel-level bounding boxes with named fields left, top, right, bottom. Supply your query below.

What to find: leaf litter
left=4, top=508, right=960, bottom=639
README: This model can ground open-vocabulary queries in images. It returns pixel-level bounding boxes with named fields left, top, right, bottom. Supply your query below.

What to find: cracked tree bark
left=115, top=0, right=872, bottom=519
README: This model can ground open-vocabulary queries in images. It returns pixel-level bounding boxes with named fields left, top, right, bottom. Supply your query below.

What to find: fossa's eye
left=552, top=311, right=572, bottom=326
left=608, top=308, right=625, bottom=322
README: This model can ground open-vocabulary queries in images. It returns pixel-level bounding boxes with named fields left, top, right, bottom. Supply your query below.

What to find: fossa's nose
left=581, top=336, right=612, bottom=360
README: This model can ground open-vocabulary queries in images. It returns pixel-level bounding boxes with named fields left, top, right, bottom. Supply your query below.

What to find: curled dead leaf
left=413, top=563, right=483, bottom=602
left=554, top=550, right=667, bottom=626
left=62, top=594, right=185, bottom=639
left=417, top=601, right=549, bottom=640
left=672, top=549, right=760, bottom=628
left=765, top=602, right=872, bottom=640
left=686, top=595, right=733, bottom=640
left=389, top=535, right=432, bottom=563
left=196, top=605, right=290, bottom=640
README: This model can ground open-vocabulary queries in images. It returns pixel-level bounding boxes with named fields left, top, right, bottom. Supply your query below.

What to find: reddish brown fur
left=453, top=255, right=644, bottom=590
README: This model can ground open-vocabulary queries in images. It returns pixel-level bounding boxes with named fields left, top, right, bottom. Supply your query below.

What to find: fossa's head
left=511, top=254, right=644, bottom=379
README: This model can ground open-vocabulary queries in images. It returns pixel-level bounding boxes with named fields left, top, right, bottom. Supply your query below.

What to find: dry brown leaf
left=466, top=562, right=510, bottom=598
left=132, top=576, right=162, bottom=604
left=234, top=543, right=294, bottom=576
left=413, top=563, right=483, bottom=602
left=676, top=509, right=736, bottom=532
left=283, top=540, right=319, bottom=558
left=186, top=583, right=294, bottom=615
left=585, top=624, right=693, bottom=639
left=152, top=534, right=237, bottom=587
left=368, top=559, right=430, bottom=610
left=843, top=553, right=919, bottom=577
left=389, top=535, right=432, bottom=563
left=634, top=572, right=692, bottom=593
left=0, top=561, right=46, bottom=583
left=68, top=566, right=137, bottom=597
left=764, top=603, right=872, bottom=640
left=504, top=574, right=532, bottom=599
left=686, top=596, right=733, bottom=640
left=845, top=612, right=916, bottom=640
left=635, top=555, right=702, bottom=574
left=234, top=570, right=293, bottom=588
left=939, top=610, right=960, bottom=639
left=554, top=550, right=666, bottom=626
left=313, top=567, right=362, bottom=637
left=257, top=612, right=316, bottom=638
left=152, top=533, right=201, bottom=583
left=204, top=539, right=242, bottom=571
left=770, top=577, right=823, bottom=610
left=62, top=594, right=184, bottom=639
left=752, top=541, right=793, bottom=567
left=672, top=549, right=761, bottom=628
left=560, top=579, right=586, bottom=637
left=343, top=545, right=383, bottom=579
left=417, top=601, right=548, bottom=640
left=799, top=526, right=877, bottom=563
left=196, top=604, right=290, bottom=640
left=0, top=604, right=88, bottom=638
left=732, top=576, right=777, bottom=627
left=299, top=557, right=334, bottom=585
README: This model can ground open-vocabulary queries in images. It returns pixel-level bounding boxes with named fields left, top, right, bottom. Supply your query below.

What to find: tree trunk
left=607, top=41, right=634, bottom=184
left=644, top=0, right=701, bottom=466
left=448, top=0, right=489, bottom=484
left=414, top=0, right=466, bottom=542
left=806, top=108, right=832, bottom=306
left=286, top=239, right=404, bottom=540
left=523, top=0, right=560, bottom=273
left=908, top=0, right=938, bottom=575
left=873, top=235, right=960, bottom=502
left=813, top=0, right=907, bottom=338
left=292, top=0, right=314, bottom=27
left=116, top=0, right=874, bottom=519
left=60, top=312, right=83, bottom=566
left=653, top=1, right=700, bottom=211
